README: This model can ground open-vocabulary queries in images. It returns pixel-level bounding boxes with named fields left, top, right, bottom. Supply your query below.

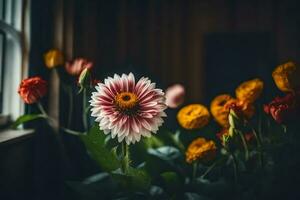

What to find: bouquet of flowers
left=13, top=50, right=300, bottom=200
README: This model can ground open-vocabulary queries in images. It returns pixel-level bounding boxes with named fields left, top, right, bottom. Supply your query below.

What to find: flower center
left=115, top=92, right=139, bottom=113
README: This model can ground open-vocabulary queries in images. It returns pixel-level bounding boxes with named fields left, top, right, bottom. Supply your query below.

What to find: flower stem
left=252, top=128, right=264, bottom=168
left=121, top=141, right=130, bottom=174
left=67, top=86, right=73, bottom=128
left=201, top=161, right=217, bottom=179
left=230, top=151, right=238, bottom=183
left=237, top=130, right=249, bottom=161
left=192, top=162, right=198, bottom=181
left=82, top=88, right=88, bottom=130
left=61, top=127, right=84, bottom=136
left=37, top=101, right=83, bottom=136
left=37, top=102, right=47, bottom=116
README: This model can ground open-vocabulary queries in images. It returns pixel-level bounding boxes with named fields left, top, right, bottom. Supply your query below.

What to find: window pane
left=0, top=31, right=5, bottom=113
left=0, top=0, right=5, bottom=20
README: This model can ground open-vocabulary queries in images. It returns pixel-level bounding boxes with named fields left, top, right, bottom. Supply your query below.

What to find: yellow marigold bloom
left=210, top=94, right=234, bottom=128
left=211, top=95, right=255, bottom=128
left=272, top=62, right=300, bottom=92
left=177, top=104, right=210, bottom=130
left=235, top=78, right=263, bottom=103
left=186, top=137, right=217, bottom=163
left=44, top=49, right=64, bottom=68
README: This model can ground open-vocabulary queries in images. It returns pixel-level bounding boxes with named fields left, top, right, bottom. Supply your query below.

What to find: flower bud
left=228, top=109, right=241, bottom=128
left=78, top=68, right=91, bottom=91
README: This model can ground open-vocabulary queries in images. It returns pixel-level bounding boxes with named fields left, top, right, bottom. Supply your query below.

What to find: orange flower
left=177, top=104, right=210, bottom=130
left=65, top=58, right=93, bottom=76
left=210, top=94, right=234, bottom=128
left=225, top=99, right=255, bottom=119
left=235, top=78, right=263, bottom=103
left=272, top=62, right=300, bottom=93
left=18, top=77, right=47, bottom=104
left=44, top=49, right=64, bottom=68
left=186, top=137, right=217, bottom=163
left=211, top=94, right=255, bottom=128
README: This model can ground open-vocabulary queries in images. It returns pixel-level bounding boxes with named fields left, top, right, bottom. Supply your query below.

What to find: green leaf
left=168, top=130, right=185, bottom=151
left=148, top=146, right=181, bottom=161
left=143, top=135, right=165, bottom=149
left=82, top=172, right=110, bottom=184
left=111, top=167, right=151, bottom=191
left=80, top=124, right=120, bottom=172
left=11, top=114, right=46, bottom=128
left=184, top=192, right=211, bottom=200
left=160, top=171, right=181, bottom=191
left=161, top=171, right=179, bottom=183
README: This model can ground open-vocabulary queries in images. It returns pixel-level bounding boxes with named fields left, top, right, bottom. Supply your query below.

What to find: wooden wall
left=70, top=0, right=300, bottom=102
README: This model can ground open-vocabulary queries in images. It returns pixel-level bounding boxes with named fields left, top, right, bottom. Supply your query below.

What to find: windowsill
left=0, top=129, right=34, bottom=145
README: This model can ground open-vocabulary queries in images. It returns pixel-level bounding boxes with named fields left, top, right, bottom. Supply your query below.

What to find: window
left=0, top=0, right=30, bottom=122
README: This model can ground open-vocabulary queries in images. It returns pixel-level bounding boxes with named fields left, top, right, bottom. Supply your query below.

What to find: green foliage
left=148, top=146, right=181, bottom=161
left=80, top=125, right=120, bottom=172
left=111, top=167, right=151, bottom=191
left=11, top=114, right=46, bottom=128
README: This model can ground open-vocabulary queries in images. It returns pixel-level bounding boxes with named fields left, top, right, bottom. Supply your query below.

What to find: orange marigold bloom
left=186, top=137, right=217, bottom=163
left=225, top=99, right=255, bottom=119
left=44, top=49, right=64, bottom=68
left=177, top=104, right=210, bottom=130
left=210, top=94, right=234, bottom=128
left=18, top=76, right=47, bottom=104
left=211, top=94, right=255, bottom=128
left=272, top=62, right=300, bottom=93
left=235, top=78, right=264, bottom=103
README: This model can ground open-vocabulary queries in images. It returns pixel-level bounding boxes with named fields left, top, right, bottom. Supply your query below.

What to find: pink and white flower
left=90, top=73, right=167, bottom=144
left=165, top=84, right=185, bottom=108
left=65, top=58, right=93, bottom=76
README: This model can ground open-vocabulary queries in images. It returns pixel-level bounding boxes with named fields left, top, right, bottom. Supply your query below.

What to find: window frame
left=0, top=0, right=30, bottom=122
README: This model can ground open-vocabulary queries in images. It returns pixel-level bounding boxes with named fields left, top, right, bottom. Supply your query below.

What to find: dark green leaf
left=83, top=172, right=110, bottom=184
left=80, top=124, right=120, bottom=172
left=148, top=146, right=181, bottom=161
left=161, top=171, right=181, bottom=191
left=11, top=114, right=46, bottom=128
left=184, top=192, right=211, bottom=200
left=111, top=167, right=151, bottom=191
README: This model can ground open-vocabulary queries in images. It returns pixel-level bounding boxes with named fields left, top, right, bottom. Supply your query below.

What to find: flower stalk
left=67, top=85, right=73, bottom=128
left=121, top=141, right=130, bottom=174
left=82, top=88, right=88, bottom=130
left=192, top=162, right=198, bottom=181
left=237, top=130, right=249, bottom=161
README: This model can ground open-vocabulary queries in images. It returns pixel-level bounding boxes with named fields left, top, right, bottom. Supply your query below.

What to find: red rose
left=65, top=58, right=93, bottom=76
left=18, top=76, right=47, bottom=104
left=264, top=92, right=299, bottom=124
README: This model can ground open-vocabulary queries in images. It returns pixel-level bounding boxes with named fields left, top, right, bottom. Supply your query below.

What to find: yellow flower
left=224, top=99, right=255, bottom=120
left=235, top=100, right=255, bottom=119
left=44, top=49, right=64, bottom=68
left=185, top=137, right=217, bottom=164
left=210, top=94, right=234, bottom=128
left=211, top=95, right=255, bottom=128
left=235, top=78, right=263, bottom=103
left=177, top=104, right=210, bottom=130
left=272, top=62, right=300, bottom=92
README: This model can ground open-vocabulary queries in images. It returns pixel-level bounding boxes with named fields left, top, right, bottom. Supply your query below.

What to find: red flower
left=65, top=58, right=93, bottom=76
left=18, top=76, right=47, bottom=104
left=264, top=92, right=299, bottom=124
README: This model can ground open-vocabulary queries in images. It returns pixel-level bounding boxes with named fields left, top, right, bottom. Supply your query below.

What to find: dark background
left=1, top=0, right=300, bottom=199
